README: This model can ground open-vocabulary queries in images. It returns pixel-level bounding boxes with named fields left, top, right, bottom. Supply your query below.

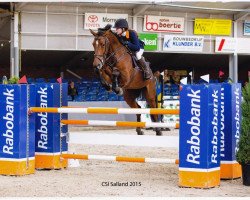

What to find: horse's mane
left=97, top=24, right=121, bottom=43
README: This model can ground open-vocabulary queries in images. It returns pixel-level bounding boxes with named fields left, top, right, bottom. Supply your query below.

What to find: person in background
left=68, top=81, right=78, bottom=101
left=171, top=71, right=181, bottom=85
left=163, top=69, right=171, bottom=84
left=2, top=76, right=8, bottom=84
left=154, top=70, right=161, bottom=82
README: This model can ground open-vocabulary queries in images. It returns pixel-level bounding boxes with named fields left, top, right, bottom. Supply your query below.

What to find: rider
left=113, top=18, right=152, bottom=80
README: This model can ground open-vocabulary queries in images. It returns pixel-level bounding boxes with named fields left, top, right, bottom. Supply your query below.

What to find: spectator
left=68, top=81, right=78, bottom=101
left=154, top=70, right=161, bottom=82
left=171, top=71, right=181, bottom=85
left=163, top=69, right=171, bottom=84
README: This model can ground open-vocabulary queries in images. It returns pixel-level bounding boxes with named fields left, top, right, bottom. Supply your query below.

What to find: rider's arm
left=126, top=31, right=140, bottom=52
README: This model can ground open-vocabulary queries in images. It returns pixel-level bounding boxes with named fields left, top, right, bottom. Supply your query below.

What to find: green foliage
left=236, top=82, right=250, bottom=164
left=8, top=77, right=19, bottom=84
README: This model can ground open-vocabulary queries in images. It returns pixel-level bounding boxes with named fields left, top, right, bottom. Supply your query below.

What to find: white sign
left=215, top=37, right=236, bottom=53
left=243, top=22, right=250, bottom=36
left=84, top=13, right=128, bottom=30
left=237, top=38, right=250, bottom=54
left=143, top=15, right=184, bottom=33
left=215, top=37, right=250, bottom=54
left=163, top=35, right=204, bottom=52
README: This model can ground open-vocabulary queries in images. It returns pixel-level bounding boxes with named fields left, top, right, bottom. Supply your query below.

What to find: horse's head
left=90, top=25, right=113, bottom=70
left=90, top=26, right=117, bottom=91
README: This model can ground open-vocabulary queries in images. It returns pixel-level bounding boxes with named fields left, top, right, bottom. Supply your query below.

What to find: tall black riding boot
left=138, top=57, right=153, bottom=80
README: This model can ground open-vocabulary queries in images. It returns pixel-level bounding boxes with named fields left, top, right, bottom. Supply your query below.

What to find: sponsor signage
left=221, top=83, right=241, bottom=163
left=0, top=85, right=36, bottom=159
left=243, top=22, right=250, bottom=36
left=84, top=13, right=128, bottom=29
left=138, top=33, right=158, bottom=51
left=163, top=35, right=204, bottom=52
left=179, top=84, right=221, bottom=188
left=194, top=19, right=232, bottom=36
left=215, top=37, right=250, bottom=54
left=143, top=15, right=184, bottom=33
left=35, top=83, right=68, bottom=155
left=237, top=38, right=250, bottom=54
left=180, top=84, right=221, bottom=169
left=220, top=83, right=242, bottom=179
left=215, top=37, right=236, bottom=53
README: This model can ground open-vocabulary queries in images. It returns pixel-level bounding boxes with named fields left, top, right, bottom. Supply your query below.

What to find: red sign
left=143, top=15, right=184, bottom=33
left=88, top=15, right=98, bottom=23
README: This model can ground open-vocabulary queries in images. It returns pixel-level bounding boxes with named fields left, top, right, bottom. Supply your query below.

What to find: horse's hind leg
left=145, top=82, right=163, bottom=136
left=123, top=89, right=144, bottom=135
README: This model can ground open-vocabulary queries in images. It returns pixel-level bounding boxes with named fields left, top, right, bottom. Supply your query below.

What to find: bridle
left=93, top=36, right=110, bottom=69
left=93, top=34, right=128, bottom=70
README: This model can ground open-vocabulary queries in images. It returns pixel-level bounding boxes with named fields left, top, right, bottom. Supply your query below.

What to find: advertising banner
left=143, top=15, right=184, bottom=33
left=179, top=84, right=221, bottom=188
left=236, top=38, right=250, bottom=54
left=163, top=35, right=204, bottom=52
left=35, top=83, right=68, bottom=169
left=0, top=84, right=36, bottom=175
left=194, top=19, right=232, bottom=35
left=138, top=33, right=158, bottom=51
left=220, top=83, right=242, bottom=179
left=243, top=22, right=250, bottom=36
left=84, top=13, right=128, bottom=29
left=215, top=37, right=236, bottom=53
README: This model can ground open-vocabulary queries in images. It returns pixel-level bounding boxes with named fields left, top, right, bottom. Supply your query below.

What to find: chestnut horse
left=90, top=27, right=162, bottom=136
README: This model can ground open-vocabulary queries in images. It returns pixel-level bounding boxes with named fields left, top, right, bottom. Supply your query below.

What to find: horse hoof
left=136, top=128, right=144, bottom=135
left=113, top=87, right=123, bottom=96
left=156, top=131, right=162, bottom=136
left=137, top=131, right=144, bottom=135
left=117, top=88, right=123, bottom=96
left=155, top=128, right=163, bottom=136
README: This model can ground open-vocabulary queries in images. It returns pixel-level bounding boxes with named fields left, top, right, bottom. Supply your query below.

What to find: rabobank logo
left=2, top=88, right=14, bottom=155
left=211, top=90, right=219, bottom=164
left=186, top=89, right=201, bottom=165
left=220, top=87, right=225, bottom=158
left=234, top=87, right=240, bottom=154
left=37, top=87, right=48, bottom=150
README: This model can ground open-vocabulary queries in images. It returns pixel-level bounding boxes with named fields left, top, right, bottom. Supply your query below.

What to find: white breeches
left=136, top=49, right=144, bottom=60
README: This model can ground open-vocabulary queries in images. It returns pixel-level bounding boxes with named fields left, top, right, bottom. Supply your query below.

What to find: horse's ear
left=90, top=29, right=97, bottom=36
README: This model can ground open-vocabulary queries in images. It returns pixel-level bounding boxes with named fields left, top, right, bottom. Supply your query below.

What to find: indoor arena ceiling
left=16, top=1, right=250, bottom=16
left=1, top=2, right=250, bottom=18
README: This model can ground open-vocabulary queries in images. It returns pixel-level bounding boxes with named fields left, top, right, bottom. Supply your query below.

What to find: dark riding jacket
left=120, top=30, right=144, bottom=52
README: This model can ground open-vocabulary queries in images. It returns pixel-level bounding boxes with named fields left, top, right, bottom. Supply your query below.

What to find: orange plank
left=87, top=108, right=118, bottom=114
left=30, top=107, right=58, bottom=113
left=116, top=156, right=145, bottom=163
left=116, top=121, right=146, bottom=127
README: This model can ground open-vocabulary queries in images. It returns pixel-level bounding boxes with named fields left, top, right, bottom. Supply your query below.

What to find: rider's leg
left=136, top=49, right=152, bottom=80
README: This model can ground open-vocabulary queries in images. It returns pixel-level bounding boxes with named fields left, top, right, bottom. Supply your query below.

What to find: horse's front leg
left=112, top=68, right=123, bottom=95
left=136, top=113, right=144, bottom=135
left=123, top=89, right=143, bottom=135
left=147, top=98, right=163, bottom=136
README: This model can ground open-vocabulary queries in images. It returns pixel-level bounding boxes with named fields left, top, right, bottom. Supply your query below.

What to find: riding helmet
left=114, top=18, right=128, bottom=29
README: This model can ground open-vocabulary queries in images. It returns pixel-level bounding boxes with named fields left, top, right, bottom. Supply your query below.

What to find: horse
left=90, top=27, right=163, bottom=136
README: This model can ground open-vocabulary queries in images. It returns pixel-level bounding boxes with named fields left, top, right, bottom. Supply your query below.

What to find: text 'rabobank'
left=186, top=89, right=201, bottom=164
